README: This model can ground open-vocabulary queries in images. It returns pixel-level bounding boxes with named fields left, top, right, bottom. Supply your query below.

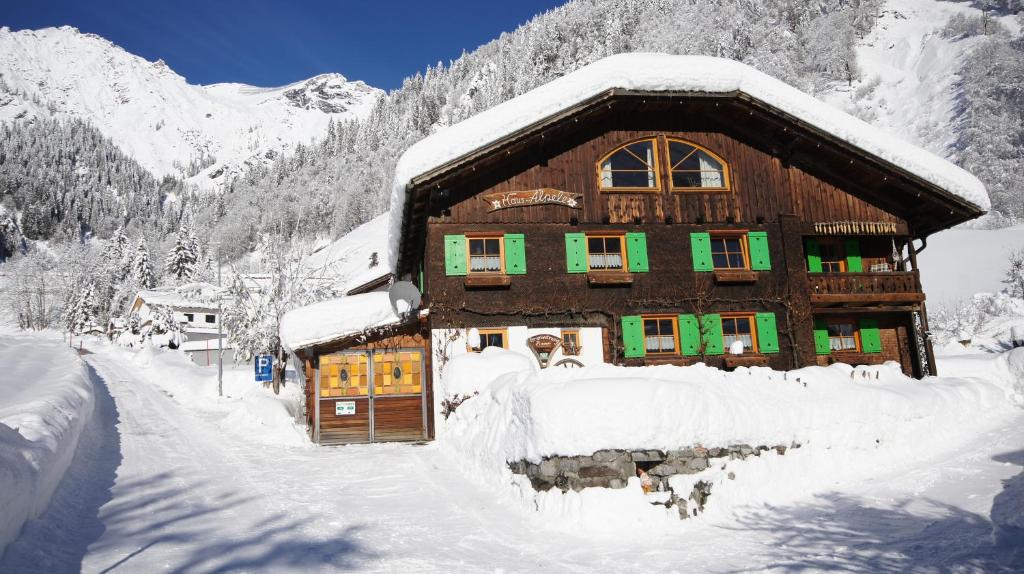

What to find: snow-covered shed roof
left=301, top=214, right=391, bottom=295
left=134, top=282, right=222, bottom=311
left=279, top=291, right=407, bottom=352
left=387, top=53, right=989, bottom=274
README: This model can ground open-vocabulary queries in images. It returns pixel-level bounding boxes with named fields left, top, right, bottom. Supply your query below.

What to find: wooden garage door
left=372, top=350, right=426, bottom=442
left=316, top=349, right=426, bottom=445
left=318, top=353, right=371, bottom=445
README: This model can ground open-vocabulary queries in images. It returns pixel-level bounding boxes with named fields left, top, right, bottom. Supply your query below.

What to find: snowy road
left=2, top=340, right=1022, bottom=573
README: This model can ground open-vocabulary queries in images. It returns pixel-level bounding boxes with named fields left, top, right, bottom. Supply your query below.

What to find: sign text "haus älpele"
left=481, top=188, right=582, bottom=212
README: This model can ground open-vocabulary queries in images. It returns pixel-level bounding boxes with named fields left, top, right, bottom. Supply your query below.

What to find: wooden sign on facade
left=526, top=334, right=563, bottom=368
left=481, top=188, right=582, bottom=212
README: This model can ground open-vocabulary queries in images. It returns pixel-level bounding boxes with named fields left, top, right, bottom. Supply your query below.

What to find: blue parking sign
left=255, top=355, right=273, bottom=383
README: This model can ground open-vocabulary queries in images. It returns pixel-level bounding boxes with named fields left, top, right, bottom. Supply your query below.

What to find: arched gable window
left=666, top=139, right=729, bottom=191
left=597, top=138, right=660, bottom=191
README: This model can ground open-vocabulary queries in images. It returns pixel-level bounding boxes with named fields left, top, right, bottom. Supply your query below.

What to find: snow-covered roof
left=301, top=214, right=391, bottom=295
left=135, top=282, right=222, bottom=310
left=387, top=53, right=990, bottom=271
left=279, top=291, right=406, bottom=352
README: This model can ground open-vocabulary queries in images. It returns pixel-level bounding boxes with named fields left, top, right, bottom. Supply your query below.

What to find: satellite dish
left=388, top=280, right=422, bottom=316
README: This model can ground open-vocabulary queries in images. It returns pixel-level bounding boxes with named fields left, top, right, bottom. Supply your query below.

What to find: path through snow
left=1, top=341, right=1022, bottom=572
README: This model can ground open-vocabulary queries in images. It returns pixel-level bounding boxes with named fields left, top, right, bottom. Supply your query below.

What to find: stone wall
left=508, top=443, right=798, bottom=519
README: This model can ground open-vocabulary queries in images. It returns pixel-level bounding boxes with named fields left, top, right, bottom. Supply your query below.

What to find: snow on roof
left=136, top=282, right=222, bottom=310
left=279, top=291, right=405, bottom=352
left=387, top=53, right=990, bottom=271
left=302, top=214, right=391, bottom=294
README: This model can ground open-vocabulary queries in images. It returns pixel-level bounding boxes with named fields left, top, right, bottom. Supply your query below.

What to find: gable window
left=827, top=320, right=859, bottom=352
left=561, top=330, right=581, bottom=356
left=587, top=236, right=625, bottom=271
left=643, top=316, right=678, bottom=355
left=472, top=328, right=507, bottom=352
left=721, top=313, right=757, bottom=353
left=468, top=236, right=503, bottom=274
left=597, top=138, right=659, bottom=191
left=667, top=139, right=728, bottom=191
left=710, top=234, right=749, bottom=270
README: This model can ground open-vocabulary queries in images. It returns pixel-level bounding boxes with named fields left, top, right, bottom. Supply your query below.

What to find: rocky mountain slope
left=0, top=26, right=382, bottom=190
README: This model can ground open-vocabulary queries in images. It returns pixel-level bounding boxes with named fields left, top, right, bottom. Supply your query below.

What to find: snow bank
left=0, top=334, right=94, bottom=556
left=388, top=53, right=990, bottom=270
left=111, top=344, right=307, bottom=446
left=438, top=349, right=1020, bottom=526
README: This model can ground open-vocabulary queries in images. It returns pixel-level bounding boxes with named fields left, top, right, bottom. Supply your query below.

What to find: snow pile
left=438, top=349, right=1021, bottom=525
left=389, top=52, right=990, bottom=269
left=0, top=334, right=94, bottom=556
left=938, top=351, right=1024, bottom=407
left=114, top=344, right=307, bottom=446
left=280, top=291, right=407, bottom=352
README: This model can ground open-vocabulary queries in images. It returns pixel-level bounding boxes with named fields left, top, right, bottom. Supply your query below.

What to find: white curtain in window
left=600, top=160, right=613, bottom=188
left=646, top=146, right=656, bottom=188
left=699, top=153, right=723, bottom=188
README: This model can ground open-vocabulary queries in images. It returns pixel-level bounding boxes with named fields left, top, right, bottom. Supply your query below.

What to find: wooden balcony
left=808, top=271, right=925, bottom=306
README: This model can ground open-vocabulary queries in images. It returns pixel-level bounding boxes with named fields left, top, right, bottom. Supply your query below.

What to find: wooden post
left=779, top=214, right=816, bottom=368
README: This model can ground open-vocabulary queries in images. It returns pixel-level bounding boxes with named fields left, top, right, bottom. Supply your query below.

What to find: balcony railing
left=808, top=271, right=924, bottom=305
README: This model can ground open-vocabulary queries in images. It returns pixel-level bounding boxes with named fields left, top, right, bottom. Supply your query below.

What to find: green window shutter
left=444, top=235, right=467, bottom=276
left=813, top=318, right=831, bottom=355
left=678, top=314, right=701, bottom=356
left=748, top=232, right=771, bottom=271
left=806, top=238, right=822, bottom=273
left=860, top=318, right=882, bottom=353
left=621, top=315, right=645, bottom=358
left=503, top=234, right=527, bottom=275
left=691, top=232, right=713, bottom=272
left=845, top=239, right=863, bottom=272
left=701, top=313, right=724, bottom=355
left=626, top=232, right=649, bottom=272
left=565, top=233, right=587, bottom=273
left=755, top=312, right=780, bottom=354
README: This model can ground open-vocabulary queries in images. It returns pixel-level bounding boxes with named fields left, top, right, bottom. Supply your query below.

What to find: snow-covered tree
left=164, top=218, right=200, bottom=281
left=64, top=282, right=99, bottom=334
left=222, top=236, right=336, bottom=394
left=1004, top=248, right=1024, bottom=297
left=146, top=305, right=184, bottom=348
left=132, top=238, right=156, bottom=289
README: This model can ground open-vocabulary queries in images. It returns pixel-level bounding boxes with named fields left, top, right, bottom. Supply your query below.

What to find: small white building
left=129, top=282, right=233, bottom=366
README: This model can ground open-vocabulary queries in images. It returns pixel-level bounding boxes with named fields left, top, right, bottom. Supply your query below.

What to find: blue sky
left=1, top=0, right=565, bottom=91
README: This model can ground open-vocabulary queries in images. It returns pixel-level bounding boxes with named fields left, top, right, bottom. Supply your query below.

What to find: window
left=721, top=314, right=757, bottom=353
left=205, top=314, right=215, bottom=324
left=184, top=313, right=194, bottom=323
left=828, top=321, right=859, bottom=352
left=710, top=234, right=749, bottom=270
left=643, top=316, right=678, bottom=355
left=820, top=240, right=847, bottom=273
left=667, top=139, right=728, bottom=191
left=472, top=328, right=507, bottom=352
left=587, top=236, right=626, bottom=271
left=467, top=236, right=503, bottom=274
left=597, top=139, right=659, bottom=191
left=561, top=330, right=581, bottom=356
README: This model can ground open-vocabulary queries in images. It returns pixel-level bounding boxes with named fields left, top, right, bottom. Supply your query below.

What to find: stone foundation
left=509, top=443, right=798, bottom=519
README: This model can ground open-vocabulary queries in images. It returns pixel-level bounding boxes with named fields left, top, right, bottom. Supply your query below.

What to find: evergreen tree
left=132, top=239, right=155, bottom=289
left=164, top=219, right=199, bottom=281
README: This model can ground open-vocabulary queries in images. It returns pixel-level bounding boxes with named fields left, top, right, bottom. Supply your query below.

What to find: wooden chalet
left=291, top=54, right=986, bottom=445
left=388, top=54, right=985, bottom=382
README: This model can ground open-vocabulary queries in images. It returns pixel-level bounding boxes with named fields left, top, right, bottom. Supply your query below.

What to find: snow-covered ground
left=0, top=335, right=1022, bottom=572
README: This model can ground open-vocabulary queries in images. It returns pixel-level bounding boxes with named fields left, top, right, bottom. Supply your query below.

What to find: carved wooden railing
left=808, top=271, right=924, bottom=304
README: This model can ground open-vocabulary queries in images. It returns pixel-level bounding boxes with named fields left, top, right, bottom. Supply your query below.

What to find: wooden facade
left=394, top=94, right=982, bottom=379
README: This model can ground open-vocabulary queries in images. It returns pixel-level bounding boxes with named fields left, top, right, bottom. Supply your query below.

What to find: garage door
left=317, top=349, right=427, bottom=445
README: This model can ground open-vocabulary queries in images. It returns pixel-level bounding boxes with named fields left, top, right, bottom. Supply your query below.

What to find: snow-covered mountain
left=0, top=26, right=382, bottom=190
left=823, top=0, right=1020, bottom=160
